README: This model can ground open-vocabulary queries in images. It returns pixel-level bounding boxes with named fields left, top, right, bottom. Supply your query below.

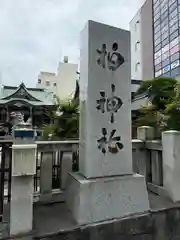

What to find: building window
left=170, top=37, right=179, bottom=49
left=53, top=82, right=57, bottom=87
left=161, top=3, right=168, bottom=13
left=135, top=62, right=140, bottom=72
left=154, top=5, right=160, bottom=15
left=169, top=0, right=177, bottom=13
left=170, top=22, right=178, bottom=35
left=154, top=43, right=161, bottom=52
left=155, top=37, right=161, bottom=46
left=154, top=49, right=162, bottom=59
left=171, top=66, right=180, bottom=77
left=161, top=30, right=169, bottom=41
left=169, top=0, right=176, bottom=6
left=38, top=79, right=41, bottom=84
left=135, top=40, right=140, bottom=51
left=155, top=69, right=162, bottom=77
left=154, top=24, right=161, bottom=33
left=169, top=8, right=178, bottom=21
left=170, top=44, right=179, bottom=55
left=161, top=10, right=168, bottom=21
left=154, top=0, right=160, bottom=9
left=154, top=18, right=160, bottom=28
left=170, top=52, right=179, bottom=62
left=161, top=25, right=168, bottom=34
left=154, top=3, right=160, bottom=13
left=46, top=81, right=50, bottom=86
left=155, top=56, right=161, bottom=64
left=162, top=50, right=170, bottom=61
left=134, top=20, right=140, bottom=31
left=162, top=64, right=170, bottom=74
left=162, top=72, right=171, bottom=77
left=154, top=30, right=161, bottom=40
left=169, top=14, right=178, bottom=27
left=170, top=30, right=179, bottom=41
left=161, top=16, right=168, bottom=28
left=162, top=58, right=170, bottom=67
left=162, top=44, right=169, bottom=54
left=155, top=63, right=162, bottom=71
left=162, top=37, right=169, bottom=47
left=154, top=11, right=160, bottom=21
left=171, top=59, right=180, bottom=70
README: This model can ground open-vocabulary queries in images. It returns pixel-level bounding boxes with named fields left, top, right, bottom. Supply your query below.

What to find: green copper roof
left=0, top=83, right=54, bottom=106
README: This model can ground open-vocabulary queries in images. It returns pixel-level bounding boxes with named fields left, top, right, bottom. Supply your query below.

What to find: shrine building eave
left=0, top=98, right=54, bottom=107
left=0, top=82, right=55, bottom=107
left=2, top=82, right=42, bottom=102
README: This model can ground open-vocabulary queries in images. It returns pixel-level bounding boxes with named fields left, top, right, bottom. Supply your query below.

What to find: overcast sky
left=0, top=0, right=145, bottom=87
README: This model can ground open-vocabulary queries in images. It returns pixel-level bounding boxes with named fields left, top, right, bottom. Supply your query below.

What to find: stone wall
left=39, top=207, right=180, bottom=240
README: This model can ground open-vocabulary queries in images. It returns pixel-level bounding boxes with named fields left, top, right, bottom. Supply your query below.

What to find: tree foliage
left=134, top=77, right=179, bottom=134
left=42, top=97, right=79, bottom=140
left=137, top=77, right=177, bottom=110
left=164, top=82, right=180, bottom=130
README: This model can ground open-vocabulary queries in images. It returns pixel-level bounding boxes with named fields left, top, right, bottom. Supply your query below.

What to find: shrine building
left=0, top=82, right=55, bottom=135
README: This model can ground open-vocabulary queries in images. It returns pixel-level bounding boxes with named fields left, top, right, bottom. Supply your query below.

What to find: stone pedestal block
left=66, top=172, right=149, bottom=225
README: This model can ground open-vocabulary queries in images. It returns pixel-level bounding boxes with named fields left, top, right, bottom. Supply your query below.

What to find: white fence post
left=39, top=152, right=53, bottom=202
left=61, top=152, right=73, bottom=190
left=162, top=130, right=180, bottom=202
left=137, top=126, right=155, bottom=141
left=10, top=126, right=36, bottom=236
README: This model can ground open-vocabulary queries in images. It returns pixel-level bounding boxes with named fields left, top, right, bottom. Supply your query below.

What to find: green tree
left=164, top=81, right=180, bottom=130
left=134, top=77, right=177, bottom=136
left=42, top=97, right=79, bottom=140
left=136, top=77, right=177, bottom=110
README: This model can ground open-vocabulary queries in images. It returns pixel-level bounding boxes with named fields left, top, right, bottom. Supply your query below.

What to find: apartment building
left=130, top=0, right=154, bottom=81
left=36, top=57, right=78, bottom=100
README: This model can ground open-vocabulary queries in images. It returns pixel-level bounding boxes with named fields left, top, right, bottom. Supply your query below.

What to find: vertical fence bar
left=7, top=144, right=12, bottom=202
left=146, top=149, right=152, bottom=183
left=34, top=149, right=41, bottom=193
left=0, top=144, right=5, bottom=221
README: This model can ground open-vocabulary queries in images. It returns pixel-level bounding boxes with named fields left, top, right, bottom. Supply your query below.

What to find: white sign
left=171, top=60, right=180, bottom=70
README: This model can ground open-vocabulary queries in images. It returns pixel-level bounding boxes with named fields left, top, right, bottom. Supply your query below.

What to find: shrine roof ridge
left=3, top=85, right=45, bottom=92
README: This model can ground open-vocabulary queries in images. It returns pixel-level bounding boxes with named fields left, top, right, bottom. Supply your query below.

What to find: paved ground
left=32, top=191, right=180, bottom=238
left=1, top=191, right=180, bottom=239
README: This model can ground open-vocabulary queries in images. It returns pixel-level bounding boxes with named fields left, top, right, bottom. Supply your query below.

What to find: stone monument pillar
left=10, top=120, right=37, bottom=236
left=66, top=20, right=149, bottom=225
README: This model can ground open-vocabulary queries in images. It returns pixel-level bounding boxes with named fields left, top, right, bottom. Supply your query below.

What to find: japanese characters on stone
left=96, top=42, right=124, bottom=71
left=96, top=42, right=125, bottom=155
left=96, top=84, right=123, bottom=124
left=97, top=128, right=124, bottom=155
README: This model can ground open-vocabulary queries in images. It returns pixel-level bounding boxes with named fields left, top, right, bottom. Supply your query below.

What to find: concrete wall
left=141, top=0, right=154, bottom=80
left=36, top=72, right=57, bottom=94
left=130, top=9, right=142, bottom=80
left=56, top=62, right=78, bottom=100
left=131, top=81, right=141, bottom=93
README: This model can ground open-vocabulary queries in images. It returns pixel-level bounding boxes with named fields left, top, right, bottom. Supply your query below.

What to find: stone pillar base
left=10, top=176, right=33, bottom=236
left=66, top=172, right=150, bottom=225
